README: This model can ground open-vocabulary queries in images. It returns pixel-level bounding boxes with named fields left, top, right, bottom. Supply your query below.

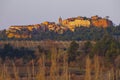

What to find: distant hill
left=1, top=15, right=119, bottom=41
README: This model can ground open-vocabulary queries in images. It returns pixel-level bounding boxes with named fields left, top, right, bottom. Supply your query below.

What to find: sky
left=0, top=0, right=120, bottom=30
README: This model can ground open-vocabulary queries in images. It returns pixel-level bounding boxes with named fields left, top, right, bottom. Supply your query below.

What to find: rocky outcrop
left=6, top=15, right=113, bottom=38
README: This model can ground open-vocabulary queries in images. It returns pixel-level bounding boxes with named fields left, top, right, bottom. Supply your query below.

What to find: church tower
left=58, top=16, right=62, bottom=25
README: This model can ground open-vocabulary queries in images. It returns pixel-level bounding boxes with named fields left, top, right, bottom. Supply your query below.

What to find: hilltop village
left=6, top=15, right=113, bottom=38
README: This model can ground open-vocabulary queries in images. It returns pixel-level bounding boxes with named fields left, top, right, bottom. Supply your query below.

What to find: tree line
left=0, top=25, right=120, bottom=41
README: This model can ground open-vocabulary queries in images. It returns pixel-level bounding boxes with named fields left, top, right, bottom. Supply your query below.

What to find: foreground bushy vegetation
left=0, top=34, right=120, bottom=80
left=0, top=48, right=120, bottom=80
left=0, top=44, right=35, bottom=62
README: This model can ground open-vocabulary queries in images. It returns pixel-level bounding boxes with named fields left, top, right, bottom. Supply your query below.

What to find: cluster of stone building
left=60, top=15, right=113, bottom=31
left=6, top=15, right=113, bottom=38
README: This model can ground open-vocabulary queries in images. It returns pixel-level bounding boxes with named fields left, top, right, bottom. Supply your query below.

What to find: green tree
left=67, top=41, right=79, bottom=62
left=83, top=41, right=92, bottom=54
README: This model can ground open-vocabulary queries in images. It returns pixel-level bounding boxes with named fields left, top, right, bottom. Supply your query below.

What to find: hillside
left=4, top=15, right=113, bottom=39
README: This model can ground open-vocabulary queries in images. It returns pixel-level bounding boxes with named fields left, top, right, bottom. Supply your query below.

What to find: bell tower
left=59, top=16, right=62, bottom=25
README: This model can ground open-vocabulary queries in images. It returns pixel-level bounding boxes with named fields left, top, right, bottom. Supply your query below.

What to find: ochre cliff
left=6, top=15, right=113, bottom=38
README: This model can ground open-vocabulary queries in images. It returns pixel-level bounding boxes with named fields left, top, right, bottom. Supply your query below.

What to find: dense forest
left=31, top=25, right=120, bottom=41
left=0, top=25, right=120, bottom=41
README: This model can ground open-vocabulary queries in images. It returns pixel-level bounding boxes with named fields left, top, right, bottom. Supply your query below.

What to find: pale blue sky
left=0, top=0, right=120, bottom=30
